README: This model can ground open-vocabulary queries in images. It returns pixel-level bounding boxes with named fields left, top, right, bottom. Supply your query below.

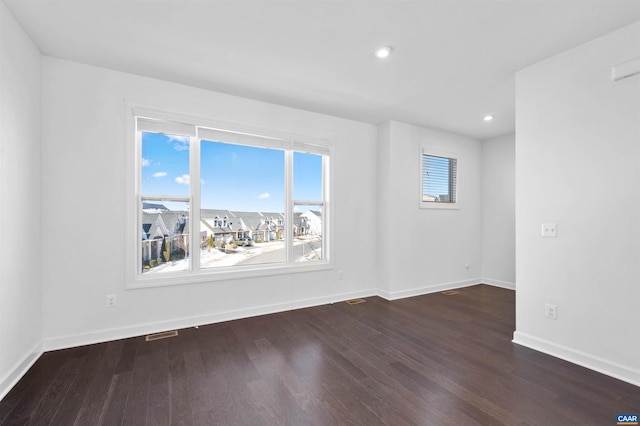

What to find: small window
left=420, top=150, right=458, bottom=208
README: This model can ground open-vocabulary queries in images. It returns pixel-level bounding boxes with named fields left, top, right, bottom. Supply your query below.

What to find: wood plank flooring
left=1, top=284, right=639, bottom=425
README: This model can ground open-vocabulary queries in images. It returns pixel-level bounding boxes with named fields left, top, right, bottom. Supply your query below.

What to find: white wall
left=40, top=57, right=378, bottom=349
left=481, top=133, right=515, bottom=288
left=377, top=121, right=483, bottom=299
left=0, top=2, right=42, bottom=399
left=514, top=21, right=640, bottom=385
left=376, top=121, right=392, bottom=296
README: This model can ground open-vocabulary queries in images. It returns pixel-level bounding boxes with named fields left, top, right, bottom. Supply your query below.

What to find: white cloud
left=141, top=158, right=150, bottom=167
left=257, top=192, right=271, bottom=199
left=168, top=136, right=189, bottom=151
left=168, top=135, right=188, bottom=143
left=175, top=174, right=190, bottom=185
left=152, top=172, right=167, bottom=178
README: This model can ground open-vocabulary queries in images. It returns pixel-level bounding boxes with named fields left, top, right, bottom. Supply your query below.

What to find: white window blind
left=421, top=153, right=457, bottom=204
left=198, top=127, right=292, bottom=151
left=136, top=117, right=196, bottom=137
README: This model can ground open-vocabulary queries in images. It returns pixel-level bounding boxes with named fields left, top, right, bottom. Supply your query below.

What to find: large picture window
left=131, top=110, right=330, bottom=286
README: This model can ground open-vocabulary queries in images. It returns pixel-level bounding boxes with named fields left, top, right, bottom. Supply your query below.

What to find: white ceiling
left=5, top=0, right=640, bottom=140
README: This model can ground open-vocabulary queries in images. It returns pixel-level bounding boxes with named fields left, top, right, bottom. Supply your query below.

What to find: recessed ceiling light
left=483, top=115, right=494, bottom=122
left=375, top=46, right=392, bottom=59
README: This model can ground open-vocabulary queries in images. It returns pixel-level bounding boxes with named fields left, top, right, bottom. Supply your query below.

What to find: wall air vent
left=145, top=330, right=179, bottom=341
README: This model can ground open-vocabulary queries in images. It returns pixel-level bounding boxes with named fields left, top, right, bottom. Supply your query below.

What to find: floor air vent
left=145, top=330, right=178, bottom=342
left=441, top=290, right=459, bottom=296
left=346, top=298, right=366, bottom=305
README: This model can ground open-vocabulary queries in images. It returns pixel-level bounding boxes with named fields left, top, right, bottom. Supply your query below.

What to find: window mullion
left=322, top=155, right=329, bottom=261
left=285, top=150, right=293, bottom=264
left=191, top=135, right=201, bottom=273
left=135, top=130, right=143, bottom=277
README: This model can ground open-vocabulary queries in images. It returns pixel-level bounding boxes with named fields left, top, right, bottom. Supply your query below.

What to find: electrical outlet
left=106, top=294, right=117, bottom=307
left=465, top=260, right=470, bottom=269
left=542, top=223, right=557, bottom=238
left=337, top=270, right=344, bottom=280
left=544, top=303, right=557, bottom=319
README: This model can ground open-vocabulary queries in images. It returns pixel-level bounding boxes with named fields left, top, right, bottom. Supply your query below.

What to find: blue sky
left=141, top=132, right=322, bottom=212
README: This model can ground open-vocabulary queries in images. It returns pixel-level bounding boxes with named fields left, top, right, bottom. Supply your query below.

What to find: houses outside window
left=293, top=151, right=324, bottom=261
left=140, top=129, right=191, bottom=273
left=130, top=108, right=331, bottom=287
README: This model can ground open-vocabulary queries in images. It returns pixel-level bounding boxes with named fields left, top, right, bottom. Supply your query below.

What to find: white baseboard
left=5, top=281, right=511, bottom=400
left=377, top=279, right=483, bottom=301
left=7, top=281, right=514, bottom=400
left=480, top=278, right=515, bottom=290
left=45, top=281, right=516, bottom=351
left=43, top=288, right=378, bottom=352
left=13, top=283, right=638, bottom=411
left=512, top=331, right=640, bottom=388
left=0, top=342, right=43, bottom=401
left=43, top=281, right=515, bottom=351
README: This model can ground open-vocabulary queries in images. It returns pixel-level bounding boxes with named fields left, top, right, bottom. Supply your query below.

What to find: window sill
left=419, top=202, right=460, bottom=210
left=127, top=261, right=333, bottom=289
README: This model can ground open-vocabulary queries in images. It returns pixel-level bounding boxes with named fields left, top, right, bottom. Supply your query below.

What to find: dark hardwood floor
left=1, top=284, right=639, bottom=425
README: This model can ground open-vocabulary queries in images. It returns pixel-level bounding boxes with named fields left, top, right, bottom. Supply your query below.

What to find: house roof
left=201, top=209, right=235, bottom=219
left=142, top=211, right=189, bottom=237
left=142, top=202, right=168, bottom=211
left=144, top=208, right=320, bottom=236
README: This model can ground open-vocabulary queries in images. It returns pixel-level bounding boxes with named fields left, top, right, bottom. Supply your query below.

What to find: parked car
left=235, top=237, right=254, bottom=247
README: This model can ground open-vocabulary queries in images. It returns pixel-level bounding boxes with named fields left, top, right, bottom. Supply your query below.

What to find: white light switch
left=542, top=223, right=557, bottom=238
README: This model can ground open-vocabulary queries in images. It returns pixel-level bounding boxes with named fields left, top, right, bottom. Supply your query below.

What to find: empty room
left=1, top=0, right=639, bottom=424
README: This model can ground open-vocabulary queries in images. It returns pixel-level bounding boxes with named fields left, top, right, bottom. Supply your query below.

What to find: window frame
left=419, top=147, right=460, bottom=210
left=125, top=106, right=332, bottom=289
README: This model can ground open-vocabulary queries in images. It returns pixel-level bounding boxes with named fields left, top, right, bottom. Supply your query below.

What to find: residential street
left=238, top=239, right=321, bottom=265
left=144, top=237, right=322, bottom=274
